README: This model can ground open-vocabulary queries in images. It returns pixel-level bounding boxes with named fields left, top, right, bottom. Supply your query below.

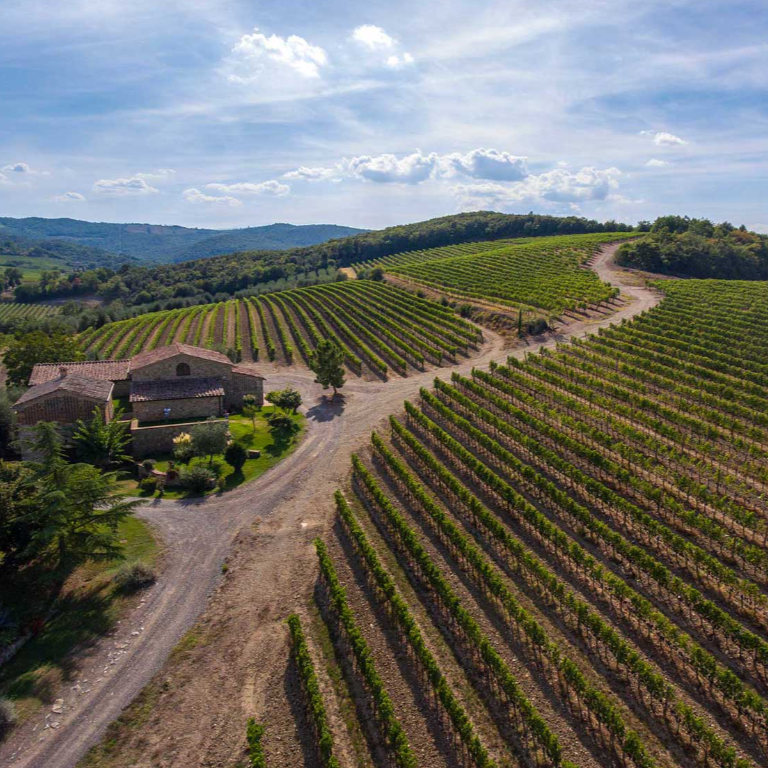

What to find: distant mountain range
left=0, top=217, right=367, bottom=264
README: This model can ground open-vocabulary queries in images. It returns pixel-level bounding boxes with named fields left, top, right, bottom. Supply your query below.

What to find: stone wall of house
left=16, top=395, right=113, bottom=426
left=131, top=354, right=232, bottom=382
left=132, top=395, right=223, bottom=423
left=226, top=374, right=264, bottom=410
left=130, top=417, right=228, bottom=458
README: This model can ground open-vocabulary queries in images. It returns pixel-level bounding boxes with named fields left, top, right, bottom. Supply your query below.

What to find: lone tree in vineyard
left=309, top=339, right=345, bottom=399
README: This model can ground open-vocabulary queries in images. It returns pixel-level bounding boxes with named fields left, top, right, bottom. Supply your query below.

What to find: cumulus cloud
left=53, top=191, right=86, bottom=202
left=286, top=148, right=528, bottom=185
left=452, top=167, right=622, bottom=208
left=183, top=188, right=242, bottom=207
left=641, top=130, right=688, bottom=146
left=351, top=25, right=413, bottom=68
left=228, top=28, right=328, bottom=82
left=346, top=151, right=440, bottom=184
left=2, top=162, right=31, bottom=173
left=645, top=158, right=669, bottom=167
left=351, top=25, right=396, bottom=50
left=442, top=149, right=528, bottom=181
left=0, top=173, right=8, bottom=185
left=93, top=175, right=159, bottom=195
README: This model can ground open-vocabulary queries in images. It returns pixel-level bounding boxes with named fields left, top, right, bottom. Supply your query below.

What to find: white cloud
left=287, top=148, right=528, bottom=185
left=206, top=180, right=290, bottom=197
left=443, top=148, right=528, bottom=181
left=645, top=158, right=669, bottom=167
left=183, top=188, right=242, bottom=207
left=385, top=53, right=415, bottom=69
left=283, top=165, right=340, bottom=182
left=93, top=175, right=159, bottom=195
left=347, top=151, right=441, bottom=184
left=640, top=130, right=688, bottom=147
left=452, top=167, right=622, bottom=208
left=228, top=28, right=328, bottom=82
left=53, top=191, right=87, bottom=202
left=351, top=24, right=414, bottom=69
left=0, top=173, right=8, bottom=185
left=351, top=25, right=396, bottom=50
left=2, top=162, right=31, bottom=173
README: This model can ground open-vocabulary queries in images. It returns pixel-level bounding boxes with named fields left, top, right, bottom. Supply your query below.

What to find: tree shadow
left=306, top=395, right=346, bottom=423
left=0, top=580, right=117, bottom=703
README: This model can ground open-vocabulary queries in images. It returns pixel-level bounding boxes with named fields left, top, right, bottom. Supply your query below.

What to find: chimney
left=59, top=366, right=68, bottom=378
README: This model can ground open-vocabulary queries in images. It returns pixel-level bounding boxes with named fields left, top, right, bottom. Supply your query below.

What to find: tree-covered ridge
left=0, top=231, right=134, bottom=274
left=77, top=211, right=633, bottom=310
left=616, top=216, right=768, bottom=279
left=0, top=218, right=365, bottom=263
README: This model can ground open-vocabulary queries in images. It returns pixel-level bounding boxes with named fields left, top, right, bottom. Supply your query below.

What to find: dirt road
left=0, top=244, right=658, bottom=768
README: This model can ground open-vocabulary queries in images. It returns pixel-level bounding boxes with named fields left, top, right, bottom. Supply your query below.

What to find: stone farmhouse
left=13, top=343, right=265, bottom=459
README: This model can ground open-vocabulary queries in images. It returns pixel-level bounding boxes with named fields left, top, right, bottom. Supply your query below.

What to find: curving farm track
left=0, top=244, right=658, bottom=768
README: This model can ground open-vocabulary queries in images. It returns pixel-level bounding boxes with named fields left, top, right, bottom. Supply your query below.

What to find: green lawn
left=0, top=516, right=158, bottom=724
left=123, top=407, right=305, bottom=499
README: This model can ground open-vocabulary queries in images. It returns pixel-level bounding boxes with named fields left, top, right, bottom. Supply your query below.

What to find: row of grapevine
left=80, top=281, right=477, bottom=378
left=307, top=278, right=768, bottom=768
left=380, top=233, right=638, bottom=315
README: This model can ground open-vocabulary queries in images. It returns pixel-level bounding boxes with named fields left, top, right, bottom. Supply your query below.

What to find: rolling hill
left=0, top=217, right=365, bottom=263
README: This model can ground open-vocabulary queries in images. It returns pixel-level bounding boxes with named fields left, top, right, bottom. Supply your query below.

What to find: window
left=176, top=362, right=191, bottom=377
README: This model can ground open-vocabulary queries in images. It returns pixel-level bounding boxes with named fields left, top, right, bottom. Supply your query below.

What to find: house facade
left=13, top=343, right=264, bottom=459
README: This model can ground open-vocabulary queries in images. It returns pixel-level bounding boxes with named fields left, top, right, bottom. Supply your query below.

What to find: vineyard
left=81, top=280, right=481, bottom=378
left=0, top=301, right=59, bottom=328
left=284, top=278, right=768, bottom=768
left=357, top=232, right=641, bottom=318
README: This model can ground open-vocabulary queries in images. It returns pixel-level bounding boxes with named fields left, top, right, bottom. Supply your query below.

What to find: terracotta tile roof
left=130, top=343, right=232, bottom=370
left=29, top=359, right=130, bottom=386
left=14, top=375, right=114, bottom=409
left=130, top=377, right=225, bottom=403
left=231, top=365, right=265, bottom=380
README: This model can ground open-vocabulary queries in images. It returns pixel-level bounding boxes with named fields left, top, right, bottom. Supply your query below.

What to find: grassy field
left=0, top=516, right=158, bottom=725
left=0, top=253, right=69, bottom=283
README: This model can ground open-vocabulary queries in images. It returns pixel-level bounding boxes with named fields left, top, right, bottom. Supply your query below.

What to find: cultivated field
left=292, top=278, right=768, bottom=768
left=0, top=301, right=59, bottom=326
left=358, top=232, right=640, bottom=317
left=82, top=281, right=482, bottom=378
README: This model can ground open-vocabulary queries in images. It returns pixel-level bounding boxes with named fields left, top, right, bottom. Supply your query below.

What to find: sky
left=1, top=0, right=767, bottom=231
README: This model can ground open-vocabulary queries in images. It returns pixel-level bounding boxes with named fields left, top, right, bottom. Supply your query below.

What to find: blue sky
left=1, top=0, right=767, bottom=230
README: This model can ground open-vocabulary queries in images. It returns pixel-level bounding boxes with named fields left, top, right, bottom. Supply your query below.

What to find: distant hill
left=0, top=230, right=135, bottom=273
left=0, top=217, right=365, bottom=263
left=171, top=223, right=367, bottom=262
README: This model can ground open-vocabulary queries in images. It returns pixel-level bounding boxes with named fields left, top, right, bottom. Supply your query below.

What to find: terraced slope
left=82, top=281, right=482, bottom=379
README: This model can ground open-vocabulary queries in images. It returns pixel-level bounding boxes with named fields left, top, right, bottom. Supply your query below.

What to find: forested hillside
left=0, top=218, right=364, bottom=263
left=617, top=216, right=768, bottom=278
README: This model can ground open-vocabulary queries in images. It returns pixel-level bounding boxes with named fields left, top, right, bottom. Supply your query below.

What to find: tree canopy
left=3, top=330, right=85, bottom=386
left=309, top=339, right=346, bottom=398
left=617, top=217, right=768, bottom=279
